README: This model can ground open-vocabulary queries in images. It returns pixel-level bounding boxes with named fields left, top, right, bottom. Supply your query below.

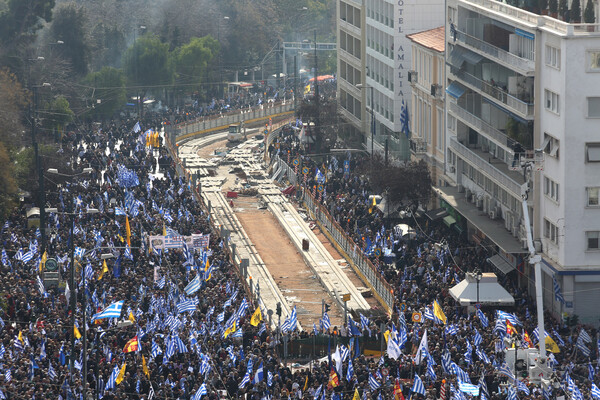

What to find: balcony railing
left=410, top=138, right=427, bottom=154
left=448, top=102, right=513, bottom=152
left=451, top=69, right=534, bottom=119
left=455, top=30, right=535, bottom=74
left=449, top=136, right=522, bottom=196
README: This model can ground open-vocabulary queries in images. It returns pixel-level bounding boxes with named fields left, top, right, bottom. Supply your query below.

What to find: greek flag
left=48, top=361, right=57, bottom=380
left=74, top=247, right=85, bottom=259
left=441, top=350, right=452, bottom=374
left=411, top=374, right=426, bottom=396
left=553, top=276, right=565, bottom=304
left=517, top=380, right=530, bottom=395
left=1, top=249, right=10, bottom=266
left=91, top=300, right=124, bottom=321
left=475, top=347, right=490, bottom=364
left=452, top=363, right=471, bottom=383
left=192, top=383, right=207, bottom=400
left=315, top=169, right=326, bottom=184
left=164, top=210, right=174, bottom=224
left=496, top=310, right=521, bottom=326
left=473, top=329, right=483, bottom=346
left=151, top=341, right=162, bottom=358
left=105, top=364, right=119, bottom=392
left=400, top=100, right=410, bottom=138
left=115, top=207, right=126, bottom=216
left=346, top=357, right=354, bottom=381
left=184, top=275, right=201, bottom=295
left=281, top=306, right=297, bottom=333
left=360, top=314, right=370, bottom=331
left=238, top=372, right=250, bottom=389
left=444, top=324, right=458, bottom=335
left=426, top=358, right=437, bottom=381
left=496, top=363, right=515, bottom=380
left=477, top=309, right=489, bottom=328
left=322, top=312, right=331, bottom=330
left=458, top=381, right=479, bottom=396
left=235, top=298, right=249, bottom=319
left=507, top=386, right=517, bottom=400
left=257, top=323, right=266, bottom=336
left=369, top=374, right=381, bottom=391
left=36, top=276, right=45, bottom=295
left=223, top=289, right=238, bottom=309
left=21, top=250, right=34, bottom=263
left=216, top=312, right=224, bottom=323
left=479, top=373, right=489, bottom=400
left=267, top=370, right=273, bottom=387
left=132, top=122, right=141, bottom=133
left=156, top=275, right=166, bottom=289
left=591, top=383, right=600, bottom=399
left=176, top=299, right=197, bottom=313
left=576, top=334, right=591, bottom=357
left=579, top=328, right=592, bottom=343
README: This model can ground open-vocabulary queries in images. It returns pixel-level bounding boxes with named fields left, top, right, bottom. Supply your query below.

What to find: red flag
left=506, top=320, right=518, bottom=336
left=123, top=336, right=138, bottom=353
left=328, top=368, right=339, bottom=388
left=394, top=379, right=405, bottom=400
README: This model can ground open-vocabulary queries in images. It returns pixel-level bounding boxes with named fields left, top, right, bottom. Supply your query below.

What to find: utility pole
left=294, top=55, right=298, bottom=113
left=313, top=29, right=320, bottom=151
left=31, top=84, right=47, bottom=254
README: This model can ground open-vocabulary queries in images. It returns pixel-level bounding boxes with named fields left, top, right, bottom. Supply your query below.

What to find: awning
left=487, top=254, right=515, bottom=275
left=446, top=82, right=466, bottom=99
left=425, top=207, right=448, bottom=221
left=448, top=47, right=466, bottom=68
left=449, top=272, right=515, bottom=306
left=443, top=215, right=457, bottom=227
left=462, top=49, right=484, bottom=65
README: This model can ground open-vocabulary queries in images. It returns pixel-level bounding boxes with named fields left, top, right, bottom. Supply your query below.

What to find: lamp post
left=47, top=167, right=95, bottom=384
left=356, top=82, right=375, bottom=158
left=31, top=82, right=51, bottom=254
left=475, top=268, right=482, bottom=305
left=217, top=15, right=230, bottom=98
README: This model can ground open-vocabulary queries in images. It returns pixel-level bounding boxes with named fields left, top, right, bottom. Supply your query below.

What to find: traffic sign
left=275, top=143, right=280, bottom=149
left=474, top=303, right=482, bottom=309
left=399, top=303, right=406, bottom=312
left=374, top=248, right=382, bottom=257
left=44, top=258, right=58, bottom=272
left=412, top=312, right=422, bottom=323
left=381, top=367, right=389, bottom=377
left=302, top=166, right=309, bottom=175
left=342, top=294, right=351, bottom=302
left=293, top=158, right=300, bottom=166
left=317, top=185, right=324, bottom=192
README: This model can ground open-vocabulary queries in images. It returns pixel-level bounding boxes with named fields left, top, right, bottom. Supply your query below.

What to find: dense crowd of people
left=0, top=108, right=598, bottom=400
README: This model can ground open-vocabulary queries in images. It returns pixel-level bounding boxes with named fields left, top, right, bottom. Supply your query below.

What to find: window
left=588, top=97, right=600, bottom=118
left=586, top=143, right=600, bottom=162
left=586, top=231, right=600, bottom=250
left=544, top=89, right=560, bottom=114
left=587, top=51, right=600, bottom=71
left=587, top=187, right=600, bottom=206
left=544, top=219, right=559, bottom=244
left=544, top=176, right=559, bottom=202
left=448, top=6, right=457, bottom=24
left=545, top=45, right=561, bottom=69
left=542, top=133, right=560, bottom=158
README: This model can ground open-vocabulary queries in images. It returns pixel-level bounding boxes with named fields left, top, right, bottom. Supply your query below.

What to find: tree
left=88, top=23, right=126, bottom=71
left=82, top=67, right=126, bottom=120
left=173, top=36, right=218, bottom=87
left=48, top=3, right=90, bottom=76
left=559, top=0, right=568, bottom=19
left=0, top=142, right=18, bottom=220
left=0, top=69, right=29, bottom=148
left=0, top=0, right=55, bottom=47
left=41, top=95, right=74, bottom=137
left=584, top=0, right=595, bottom=23
left=570, top=0, right=582, bottom=21
left=123, top=34, right=173, bottom=99
left=360, top=155, right=432, bottom=209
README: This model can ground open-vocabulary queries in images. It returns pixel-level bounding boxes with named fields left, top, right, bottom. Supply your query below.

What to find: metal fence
left=175, top=101, right=294, bottom=140
left=271, top=154, right=395, bottom=314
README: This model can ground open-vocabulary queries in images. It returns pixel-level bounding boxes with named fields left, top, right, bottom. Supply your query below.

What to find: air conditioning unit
left=457, top=184, right=464, bottom=193
left=408, top=70, right=418, bottom=83
left=522, top=239, right=529, bottom=249
left=534, top=240, right=542, bottom=253
left=449, top=165, right=456, bottom=173
left=489, top=211, right=496, bottom=219
left=504, top=211, right=512, bottom=231
left=476, top=197, right=483, bottom=209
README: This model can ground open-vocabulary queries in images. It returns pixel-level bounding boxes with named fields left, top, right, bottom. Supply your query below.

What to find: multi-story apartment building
left=407, top=26, right=446, bottom=187
left=438, top=0, right=600, bottom=323
left=337, top=0, right=444, bottom=159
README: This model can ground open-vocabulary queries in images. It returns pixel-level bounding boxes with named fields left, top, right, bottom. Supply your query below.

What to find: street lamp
left=47, top=168, right=97, bottom=384
left=217, top=16, right=230, bottom=98
left=474, top=268, right=483, bottom=305
left=356, top=82, right=375, bottom=158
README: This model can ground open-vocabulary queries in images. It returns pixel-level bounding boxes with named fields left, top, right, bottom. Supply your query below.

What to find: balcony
left=454, top=30, right=535, bottom=76
left=450, top=69, right=534, bottom=120
left=448, top=102, right=514, bottom=153
left=410, top=138, right=427, bottom=155
left=449, top=136, right=523, bottom=197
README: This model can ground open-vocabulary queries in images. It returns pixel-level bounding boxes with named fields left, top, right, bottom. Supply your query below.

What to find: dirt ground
left=233, top=195, right=345, bottom=329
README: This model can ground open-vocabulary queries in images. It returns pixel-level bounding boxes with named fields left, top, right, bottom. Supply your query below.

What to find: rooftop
left=406, top=26, right=445, bottom=53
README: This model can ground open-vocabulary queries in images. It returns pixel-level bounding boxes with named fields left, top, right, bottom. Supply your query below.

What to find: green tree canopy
left=48, top=3, right=90, bottom=76
left=124, top=34, right=173, bottom=89
left=173, top=36, right=218, bottom=87
left=41, top=95, right=73, bottom=134
left=0, top=0, right=55, bottom=45
left=83, top=66, right=126, bottom=119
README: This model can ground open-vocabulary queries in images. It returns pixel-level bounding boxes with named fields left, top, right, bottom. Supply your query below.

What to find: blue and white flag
left=281, top=306, right=297, bottom=333
left=369, top=374, right=381, bottom=391
left=591, top=383, right=600, bottom=400
left=411, top=374, right=426, bottom=396
left=458, top=381, right=479, bottom=396
left=253, top=361, right=264, bottom=384
left=91, top=301, right=124, bottom=321
left=477, top=309, right=489, bottom=328
left=400, top=100, right=410, bottom=138
left=553, top=276, right=565, bottom=304
left=184, top=275, right=201, bottom=295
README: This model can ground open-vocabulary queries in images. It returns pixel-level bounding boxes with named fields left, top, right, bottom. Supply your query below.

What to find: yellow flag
left=545, top=335, right=561, bottom=353
left=117, top=234, right=124, bottom=243
left=383, top=329, right=390, bottom=344
left=116, top=363, right=126, bottom=385
left=162, top=223, right=167, bottom=236
left=303, top=375, right=309, bottom=391
left=250, top=307, right=262, bottom=327
left=39, top=251, right=47, bottom=272
left=433, top=300, right=447, bottom=325
left=223, top=321, right=237, bottom=339
left=17, top=331, right=23, bottom=343
left=74, top=325, right=82, bottom=340
left=125, top=216, right=131, bottom=247
left=142, top=355, right=150, bottom=377
left=352, top=388, right=360, bottom=400
left=204, top=259, right=210, bottom=272
left=99, top=260, right=109, bottom=280
left=128, top=311, right=136, bottom=323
